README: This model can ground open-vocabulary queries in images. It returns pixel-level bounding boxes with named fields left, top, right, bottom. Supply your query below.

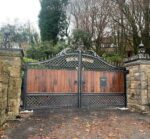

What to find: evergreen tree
left=39, top=0, right=68, bottom=43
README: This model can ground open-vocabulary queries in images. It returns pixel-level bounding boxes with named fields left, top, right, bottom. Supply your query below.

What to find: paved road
left=1, top=108, right=150, bottom=139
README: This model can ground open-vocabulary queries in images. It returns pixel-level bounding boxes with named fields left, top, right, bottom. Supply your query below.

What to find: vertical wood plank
left=27, top=69, right=125, bottom=94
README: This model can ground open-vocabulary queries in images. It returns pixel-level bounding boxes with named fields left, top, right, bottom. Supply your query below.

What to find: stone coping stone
left=0, top=48, right=24, bottom=57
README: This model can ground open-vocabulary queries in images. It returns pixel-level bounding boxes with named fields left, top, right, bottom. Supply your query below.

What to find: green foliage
left=39, top=0, right=68, bottom=43
left=0, top=23, right=39, bottom=46
left=26, top=41, right=68, bottom=60
left=72, top=29, right=92, bottom=49
left=102, top=53, right=123, bottom=63
left=23, top=57, right=38, bottom=63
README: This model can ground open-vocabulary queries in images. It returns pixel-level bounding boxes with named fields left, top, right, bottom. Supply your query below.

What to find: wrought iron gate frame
left=23, top=48, right=127, bottom=109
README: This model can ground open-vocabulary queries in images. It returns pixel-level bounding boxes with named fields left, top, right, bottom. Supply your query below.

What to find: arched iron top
left=27, top=48, right=125, bottom=71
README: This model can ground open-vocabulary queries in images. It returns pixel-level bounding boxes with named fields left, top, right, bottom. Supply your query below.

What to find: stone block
left=130, top=76, right=135, bottom=81
left=9, top=66, right=21, bottom=78
left=0, top=111, right=6, bottom=125
left=141, top=90, right=148, bottom=105
left=129, top=70, right=133, bottom=76
left=13, top=57, right=22, bottom=66
left=140, top=65, right=150, bottom=72
left=8, top=78, right=21, bottom=92
left=0, top=75, right=8, bottom=83
left=7, top=79, right=21, bottom=100
left=130, top=81, right=141, bottom=89
left=136, top=89, right=141, bottom=95
left=141, top=81, right=147, bottom=89
left=8, top=98, right=20, bottom=115
left=130, top=66, right=139, bottom=75
left=134, top=73, right=140, bottom=80
left=140, top=72, right=147, bottom=81
left=128, top=103, right=149, bottom=112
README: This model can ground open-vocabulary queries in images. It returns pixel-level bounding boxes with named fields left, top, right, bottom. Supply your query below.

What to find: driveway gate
left=23, top=48, right=127, bottom=109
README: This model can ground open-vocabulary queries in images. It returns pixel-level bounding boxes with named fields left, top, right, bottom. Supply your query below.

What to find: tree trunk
left=142, top=0, right=150, bottom=54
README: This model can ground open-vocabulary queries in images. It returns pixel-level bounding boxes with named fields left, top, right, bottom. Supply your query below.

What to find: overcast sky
left=0, top=0, right=41, bottom=31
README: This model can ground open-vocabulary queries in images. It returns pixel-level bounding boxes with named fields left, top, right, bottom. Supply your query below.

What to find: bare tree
left=69, top=0, right=111, bottom=54
left=69, top=0, right=150, bottom=55
left=111, top=0, right=150, bottom=54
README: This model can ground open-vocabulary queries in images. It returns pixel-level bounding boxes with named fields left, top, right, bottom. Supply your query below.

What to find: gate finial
left=138, top=41, right=145, bottom=54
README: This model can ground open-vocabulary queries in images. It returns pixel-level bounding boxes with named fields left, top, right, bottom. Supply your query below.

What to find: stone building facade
left=0, top=48, right=23, bottom=125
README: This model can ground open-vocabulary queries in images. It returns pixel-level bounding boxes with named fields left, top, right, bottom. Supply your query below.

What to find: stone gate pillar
left=124, top=43, right=150, bottom=112
left=0, top=48, right=24, bottom=120
left=0, top=60, right=9, bottom=125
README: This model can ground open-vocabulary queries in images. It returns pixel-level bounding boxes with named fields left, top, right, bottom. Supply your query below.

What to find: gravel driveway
left=1, top=108, right=150, bottom=139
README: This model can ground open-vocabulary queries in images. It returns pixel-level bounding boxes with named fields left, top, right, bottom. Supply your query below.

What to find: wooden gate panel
left=26, top=69, right=125, bottom=108
left=27, top=69, right=77, bottom=93
left=83, top=71, right=124, bottom=93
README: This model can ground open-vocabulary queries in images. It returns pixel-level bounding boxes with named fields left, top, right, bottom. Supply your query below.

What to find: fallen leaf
left=74, top=117, right=79, bottom=120
left=108, top=132, right=116, bottom=137
left=85, top=129, right=90, bottom=132
left=86, top=123, right=91, bottom=128
left=0, top=135, right=9, bottom=139
left=40, top=128, right=43, bottom=131
left=139, top=130, right=144, bottom=133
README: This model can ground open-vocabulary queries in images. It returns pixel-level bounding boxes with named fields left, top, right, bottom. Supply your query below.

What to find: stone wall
left=124, top=54, right=150, bottom=112
left=0, top=60, right=9, bottom=125
left=0, top=48, right=23, bottom=126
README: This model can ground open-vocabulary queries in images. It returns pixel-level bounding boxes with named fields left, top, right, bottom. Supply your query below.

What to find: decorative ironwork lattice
left=25, top=93, right=125, bottom=109
left=25, top=94, right=78, bottom=109
left=81, top=93, right=125, bottom=107
left=27, top=48, right=125, bottom=72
